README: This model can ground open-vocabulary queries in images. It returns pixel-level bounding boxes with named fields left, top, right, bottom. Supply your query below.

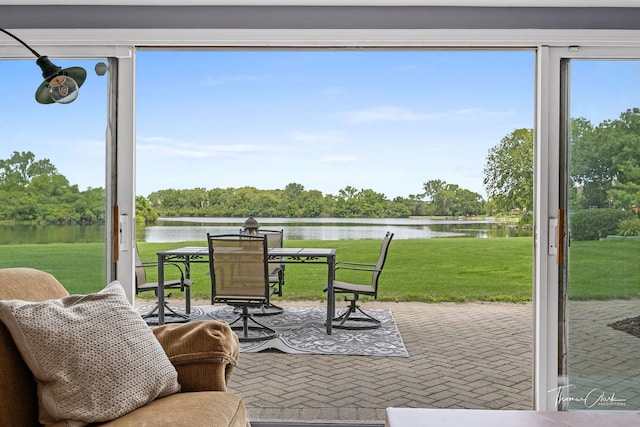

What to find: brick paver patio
left=224, top=300, right=640, bottom=424
left=229, top=301, right=533, bottom=424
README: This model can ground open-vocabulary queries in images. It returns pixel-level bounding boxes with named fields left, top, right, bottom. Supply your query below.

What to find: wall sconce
left=0, top=28, right=87, bottom=104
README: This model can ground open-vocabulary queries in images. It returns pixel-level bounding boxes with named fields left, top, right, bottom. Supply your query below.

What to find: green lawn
left=568, top=239, right=640, bottom=300
left=0, top=237, right=638, bottom=302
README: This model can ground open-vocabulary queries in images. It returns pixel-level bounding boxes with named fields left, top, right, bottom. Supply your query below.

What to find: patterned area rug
left=140, top=304, right=409, bottom=357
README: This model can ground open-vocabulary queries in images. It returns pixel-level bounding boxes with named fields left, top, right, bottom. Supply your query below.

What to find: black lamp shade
left=0, top=29, right=87, bottom=105
left=34, top=56, right=87, bottom=104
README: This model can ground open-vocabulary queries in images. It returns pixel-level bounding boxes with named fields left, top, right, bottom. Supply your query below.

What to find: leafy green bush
left=570, top=208, right=633, bottom=241
left=518, top=212, right=533, bottom=226
left=618, top=217, right=640, bottom=237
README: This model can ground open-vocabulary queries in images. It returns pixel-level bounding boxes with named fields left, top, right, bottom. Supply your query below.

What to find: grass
left=0, top=237, right=638, bottom=302
left=568, top=239, right=640, bottom=300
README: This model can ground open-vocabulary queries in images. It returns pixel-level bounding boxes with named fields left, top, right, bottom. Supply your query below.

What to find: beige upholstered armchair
left=0, top=268, right=251, bottom=427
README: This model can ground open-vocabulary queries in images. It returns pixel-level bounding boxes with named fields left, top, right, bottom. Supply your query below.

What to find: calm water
left=142, top=217, right=531, bottom=242
left=0, top=217, right=531, bottom=244
left=0, top=224, right=105, bottom=245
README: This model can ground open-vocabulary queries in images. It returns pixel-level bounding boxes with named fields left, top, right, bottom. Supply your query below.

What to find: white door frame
left=536, top=45, right=640, bottom=410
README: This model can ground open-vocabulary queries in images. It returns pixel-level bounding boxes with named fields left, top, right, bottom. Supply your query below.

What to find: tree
left=422, top=179, right=446, bottom=201
left=283, top=182, right=305, bottom=200
left=604, top=108, right=640, bottom=210
left=570, top=109, right=640, bottom=210
left=570, top=117, right=616, bottom=208
left=334, top=186, right=360, bottom=217
left=298, top=190, right=325, bottom=217
left=483, top=128, right=534, bottom=213
left=399, top=194, right=425, bottom=217
left=0, top=151, right=57, bottom=189
left=334, top=186, right=388, bottom=217
left=453, top=188, right=485, bottom=216
left=422, top=180, right=484, bottom=216
left=136, top=195, right=158, bottom=225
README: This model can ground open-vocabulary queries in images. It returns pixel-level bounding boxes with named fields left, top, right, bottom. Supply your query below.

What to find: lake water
left=143, top=217, right=531, bottom=242
left=0, top=217, right=531, bottom=244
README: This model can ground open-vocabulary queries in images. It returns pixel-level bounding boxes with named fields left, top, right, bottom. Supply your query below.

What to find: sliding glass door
left=560, top=56, right=640, bottom=411
left=0, top=58, right=108, bottom=294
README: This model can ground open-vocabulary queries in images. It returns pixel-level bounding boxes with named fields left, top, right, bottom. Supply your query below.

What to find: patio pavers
left=229, top=301, right=533, bottom=424
left=227, top=300, right=640, bottom=424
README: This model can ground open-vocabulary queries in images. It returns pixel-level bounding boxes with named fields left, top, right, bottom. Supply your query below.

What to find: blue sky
left=1, top=50, right=639, bottom=200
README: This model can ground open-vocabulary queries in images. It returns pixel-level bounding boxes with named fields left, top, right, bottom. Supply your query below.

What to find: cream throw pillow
left=0, top=280, right=180, bottom=427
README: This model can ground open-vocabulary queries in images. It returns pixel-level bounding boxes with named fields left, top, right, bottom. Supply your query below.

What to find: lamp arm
left=1, top=27, right=86, bottom=104
left=0, top=28, right=41, bottom=58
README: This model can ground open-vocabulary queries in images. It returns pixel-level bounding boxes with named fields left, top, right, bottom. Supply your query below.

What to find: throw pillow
left=0, top=280, right=180, bottom=426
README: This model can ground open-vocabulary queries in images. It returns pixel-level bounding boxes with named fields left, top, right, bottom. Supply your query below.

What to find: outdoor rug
left=140, top=304, right=409, bottom=357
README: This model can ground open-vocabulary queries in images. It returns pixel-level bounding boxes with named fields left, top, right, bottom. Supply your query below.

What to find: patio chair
left=207, top=233, right=277, bottom=342
left=260, top=229, right=286, bottom=297
left=326, top=231, right=394, bottom=330
left=135, top=245, right=193, bottom=323
left=239, top=227, right=285, bottom=316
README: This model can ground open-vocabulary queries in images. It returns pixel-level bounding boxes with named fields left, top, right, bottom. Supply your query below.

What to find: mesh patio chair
left=135, top=244, right=193, bottom=323
left=207, top=233, right=277, bottom=342
left=239, top=228, right=285, bottom=316
left=259, top=229, right=286, bottom=297
left=325, top=231, right=394, bottom=330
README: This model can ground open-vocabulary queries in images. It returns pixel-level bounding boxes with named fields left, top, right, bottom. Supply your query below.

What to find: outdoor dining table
left=155, top=246, right=338, bottom=334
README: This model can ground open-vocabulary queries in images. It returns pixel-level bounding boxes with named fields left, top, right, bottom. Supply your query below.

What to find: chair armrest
left=335, top=261, right=379, bottom=273
left=269, top=265, right=284, bottom=276
left=138, top=262, right=191, bottom=290
left=141, top=261, right=187, bottom=280
left=153, top=321, right=239, bottom=392
left=336, top=267, right=381, bottom=272
left=336, top=261, right=376, bottom=267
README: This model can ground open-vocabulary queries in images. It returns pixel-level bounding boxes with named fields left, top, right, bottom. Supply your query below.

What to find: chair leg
left=227, top=306, right=278, bottom=342
left=332, top=297, right=381, bottom=330
left=141, top=295, right=190, bottom=324
left=141, top=303, right=160, bottom=319
left=162, top=303, right=189, bottom=319
left=253, top=301, right=284, bottom=316
left=233, top=300, right=284, bottom=316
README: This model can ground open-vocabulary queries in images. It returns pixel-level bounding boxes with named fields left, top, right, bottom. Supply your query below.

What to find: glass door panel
left=0, top=58, right=107, bottom=293
left=564, top=59, right=640, bottom=411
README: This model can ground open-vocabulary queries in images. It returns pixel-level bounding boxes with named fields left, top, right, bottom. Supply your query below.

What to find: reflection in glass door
left=563, top=59, right=640, bottom=411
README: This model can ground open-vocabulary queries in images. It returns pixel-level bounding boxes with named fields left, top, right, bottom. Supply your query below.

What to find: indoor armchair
left=0, top=267, right=250, bottom=427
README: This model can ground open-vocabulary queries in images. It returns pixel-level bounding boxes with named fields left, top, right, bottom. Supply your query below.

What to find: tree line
left=0, top=151, right=104, bottom=224
left=3, top=108, right=640, bottom=230
left=142, top=181, right=485, bottom=223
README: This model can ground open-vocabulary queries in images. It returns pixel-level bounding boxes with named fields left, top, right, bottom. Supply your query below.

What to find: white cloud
left=453, top=108, right=516, bottom=121
left=137, top=136, right=268, bottom=159
left=339, top=105, right=515, bottom=124
left=288, top=130, right=345, bottom=143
